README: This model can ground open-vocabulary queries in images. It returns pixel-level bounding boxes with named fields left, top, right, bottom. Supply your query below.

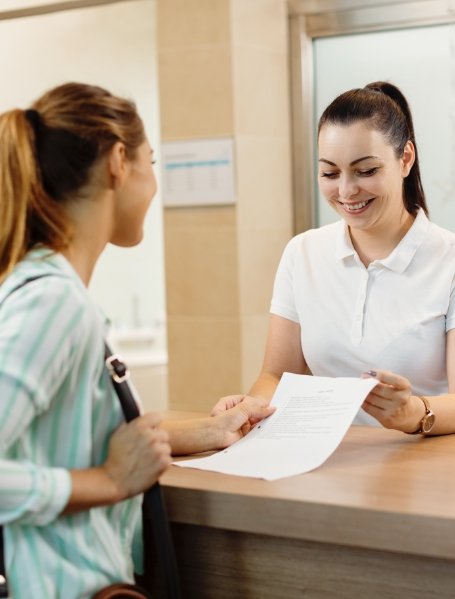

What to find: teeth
left=344, top=200, right=369, bottom=211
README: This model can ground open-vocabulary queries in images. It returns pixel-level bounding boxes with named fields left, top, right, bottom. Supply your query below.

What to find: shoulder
left=0, top=255, right=102, bottom=350
left=281, top=221, right=340, bottom=258
left=420, top=221, right=455, bottom=267
left=426, top=221, right=455, bottom=247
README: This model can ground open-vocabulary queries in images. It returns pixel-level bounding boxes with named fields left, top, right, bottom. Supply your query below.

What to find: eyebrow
left=318, top=155, right=381, bottom=167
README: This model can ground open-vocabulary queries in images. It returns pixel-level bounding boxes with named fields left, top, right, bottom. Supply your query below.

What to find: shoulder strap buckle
left=105, top=354, right=130, bottom=384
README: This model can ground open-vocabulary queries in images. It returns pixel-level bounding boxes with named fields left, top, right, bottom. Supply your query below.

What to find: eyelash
left=151, top=159, right=157, bottom=165
left=320, top=167, right=379, bottom=179
left=358, top=167, right=378, bottom=177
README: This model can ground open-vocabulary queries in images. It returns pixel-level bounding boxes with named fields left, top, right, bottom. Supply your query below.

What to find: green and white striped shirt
left=0, top=248, right=142, bottom=598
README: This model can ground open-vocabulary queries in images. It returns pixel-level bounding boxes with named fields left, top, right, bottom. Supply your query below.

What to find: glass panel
left=313, top=24, right=455, bottom=230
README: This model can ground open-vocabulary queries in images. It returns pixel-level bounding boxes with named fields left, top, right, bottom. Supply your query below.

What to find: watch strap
left=407, top=395, right=433, bottom=435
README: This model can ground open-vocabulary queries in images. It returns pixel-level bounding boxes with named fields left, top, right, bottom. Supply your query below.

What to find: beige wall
left=157, top=0, right=293, bottom=411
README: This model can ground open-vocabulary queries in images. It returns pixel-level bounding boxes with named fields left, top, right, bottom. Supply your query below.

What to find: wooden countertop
left=160, top=413, right=455, bottom=560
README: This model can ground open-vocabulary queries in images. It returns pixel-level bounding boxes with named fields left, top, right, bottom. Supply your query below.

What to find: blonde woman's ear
left=107, top=142, right=128, bottom=187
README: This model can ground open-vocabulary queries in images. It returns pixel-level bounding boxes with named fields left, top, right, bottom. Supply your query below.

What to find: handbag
left=0, top=276, right=182, bottom=599
left=92, top=583, right=152, bottom=599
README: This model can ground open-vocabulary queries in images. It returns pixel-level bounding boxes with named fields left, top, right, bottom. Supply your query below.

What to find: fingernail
left=363, top=370, right=377, bottom=377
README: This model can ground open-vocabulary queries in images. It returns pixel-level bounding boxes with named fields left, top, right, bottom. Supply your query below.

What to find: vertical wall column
left=157, top=0, right=293, bottom=411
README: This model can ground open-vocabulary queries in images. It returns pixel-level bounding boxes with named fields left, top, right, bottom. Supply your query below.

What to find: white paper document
left=175, top=373, right=378, bottom=480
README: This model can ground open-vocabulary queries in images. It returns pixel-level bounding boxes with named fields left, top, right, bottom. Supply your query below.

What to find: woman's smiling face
left=317, top=120, right=414, bottom=232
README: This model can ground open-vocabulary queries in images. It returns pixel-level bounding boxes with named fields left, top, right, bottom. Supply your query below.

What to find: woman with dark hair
left=0, top=82, right=273, bottom=598
left=213, top=81, right=455, bottom=437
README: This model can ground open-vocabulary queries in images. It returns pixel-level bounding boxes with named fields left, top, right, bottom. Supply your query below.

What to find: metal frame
left=289, top=0, right=455, bottom=233
left=0, top=0, right=142, bottom=21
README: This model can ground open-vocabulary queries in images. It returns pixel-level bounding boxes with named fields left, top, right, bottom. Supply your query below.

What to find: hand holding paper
left=175, top=373, right=378, bottom=480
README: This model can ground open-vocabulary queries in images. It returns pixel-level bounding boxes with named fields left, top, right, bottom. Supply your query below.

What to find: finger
left=151, top=452, right=172, bottom=477
left=239, top=404, right=275, bottom=422
left=241, top=422, right=251, bottom=437
left=211, top=395, right=242, bottom=416
left=362, top=398, right=385, bottom=412
left=362, top=400, right=385, bottom=416
left=146, top=439, right=172, bottom=469
left=148, top=429, right=170, bottom=445
left=156, top=443, right=172, bottom=463
left=210, top=406, right=223, bottom=416
left=367, top=383, right=409, bottom=404
left=135, top=411, right=163, bottom=429
left=362, top=369, right=410, bottom=390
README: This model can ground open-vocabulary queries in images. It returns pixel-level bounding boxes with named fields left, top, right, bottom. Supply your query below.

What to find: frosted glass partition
left=313, top=24, right=455, bottom=230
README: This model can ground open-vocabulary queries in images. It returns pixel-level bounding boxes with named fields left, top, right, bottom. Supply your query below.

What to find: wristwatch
left=408, top=395, right=435, bottom=435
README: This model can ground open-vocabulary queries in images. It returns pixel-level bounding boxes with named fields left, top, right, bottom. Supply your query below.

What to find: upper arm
left=0, top=277, right=96, bottom=450
left=260, top=314, right=307, bottom=379
left=446, top=327, right=455, bottom=393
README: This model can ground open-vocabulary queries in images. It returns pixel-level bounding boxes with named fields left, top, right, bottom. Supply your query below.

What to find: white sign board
left=161, top=138, right=236, bottom=207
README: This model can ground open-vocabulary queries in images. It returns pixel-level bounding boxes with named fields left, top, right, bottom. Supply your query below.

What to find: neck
left=61, top=240, right=106, bottom=287
left=349, top=208, right=415, bottom=267
left=60, top=190, right=114, bottom=286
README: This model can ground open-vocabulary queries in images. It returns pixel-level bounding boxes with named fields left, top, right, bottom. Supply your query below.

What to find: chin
left=110, top=231, right=144, bottom=248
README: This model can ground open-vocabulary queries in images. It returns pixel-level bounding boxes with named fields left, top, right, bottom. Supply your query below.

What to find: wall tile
left=231, top=0, right=287, bottom=49
left=164, top=224, right=239, bottom=317
left=232, top=44, right=289, bottom=137
left=237, top=226, right=292, bottom=316
left=235, top=134, right=293, bottom=229
left=158, top=0, right=293, bottom=410
left=164, top=205, right=236, bottom=229
left=158, top=45, right=234, bottom=139
left=167, top=316, right=241, bottom=411
left=157, top=0, right=231, bottom=47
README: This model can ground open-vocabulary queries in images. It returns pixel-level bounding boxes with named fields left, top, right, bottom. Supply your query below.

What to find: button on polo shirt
left=270, top=209, right=455, bottom=425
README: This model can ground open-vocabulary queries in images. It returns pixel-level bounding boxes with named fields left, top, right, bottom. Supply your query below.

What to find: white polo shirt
left=270, top=209, right=455, bottom=425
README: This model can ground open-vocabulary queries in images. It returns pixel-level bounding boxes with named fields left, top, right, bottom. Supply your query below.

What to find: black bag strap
left=0, top=527, right=7, bottom=598
left=104, top=345, right=182, bottom=599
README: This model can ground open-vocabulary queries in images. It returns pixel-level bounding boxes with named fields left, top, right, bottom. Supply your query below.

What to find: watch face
left=422, top=413, right=435, bottom=434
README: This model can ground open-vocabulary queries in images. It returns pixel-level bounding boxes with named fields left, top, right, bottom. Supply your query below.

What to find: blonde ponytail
left=0, top=109, right=70, bottom=281
left=0, top=110, right=36, bottom=280
left=0, top=82, right=145, bottom=281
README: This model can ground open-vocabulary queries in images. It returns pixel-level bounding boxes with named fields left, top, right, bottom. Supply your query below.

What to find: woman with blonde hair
left=0, top=82, right=272, bottom=598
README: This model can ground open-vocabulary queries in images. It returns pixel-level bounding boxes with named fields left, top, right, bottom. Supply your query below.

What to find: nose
left=338, top=174, right=359, bottom=201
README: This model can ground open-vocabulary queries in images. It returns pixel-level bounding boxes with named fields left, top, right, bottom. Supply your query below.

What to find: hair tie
left=24, top=108, right=42, bottom=132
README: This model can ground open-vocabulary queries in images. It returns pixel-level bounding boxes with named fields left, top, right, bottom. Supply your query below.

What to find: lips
left=339, top=198, right=374, bottom=213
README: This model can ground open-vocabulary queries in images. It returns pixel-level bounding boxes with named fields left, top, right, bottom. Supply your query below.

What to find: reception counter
left=152, top=416, right=455, bottom=598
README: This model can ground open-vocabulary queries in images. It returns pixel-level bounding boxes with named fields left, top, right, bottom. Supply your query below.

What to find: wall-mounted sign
left=161, top=137, right=236, bottom=207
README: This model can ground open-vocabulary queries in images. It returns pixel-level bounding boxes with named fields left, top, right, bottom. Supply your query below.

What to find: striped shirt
left=0, top=248, right=142, bottom=598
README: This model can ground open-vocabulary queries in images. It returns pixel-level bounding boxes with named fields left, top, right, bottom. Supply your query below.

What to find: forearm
left=384, top=394, right=455, bottom=436
left=160, top=417, right=223, bottom=456
left=62, top=467, right=124, bottom=514
left=416, top=394, right=455, bottom=436
left=247, top=371, right=281, bottom=403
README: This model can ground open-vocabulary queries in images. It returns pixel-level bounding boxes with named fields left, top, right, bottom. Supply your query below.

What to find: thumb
left=243, top=404, right=276, bottom=424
